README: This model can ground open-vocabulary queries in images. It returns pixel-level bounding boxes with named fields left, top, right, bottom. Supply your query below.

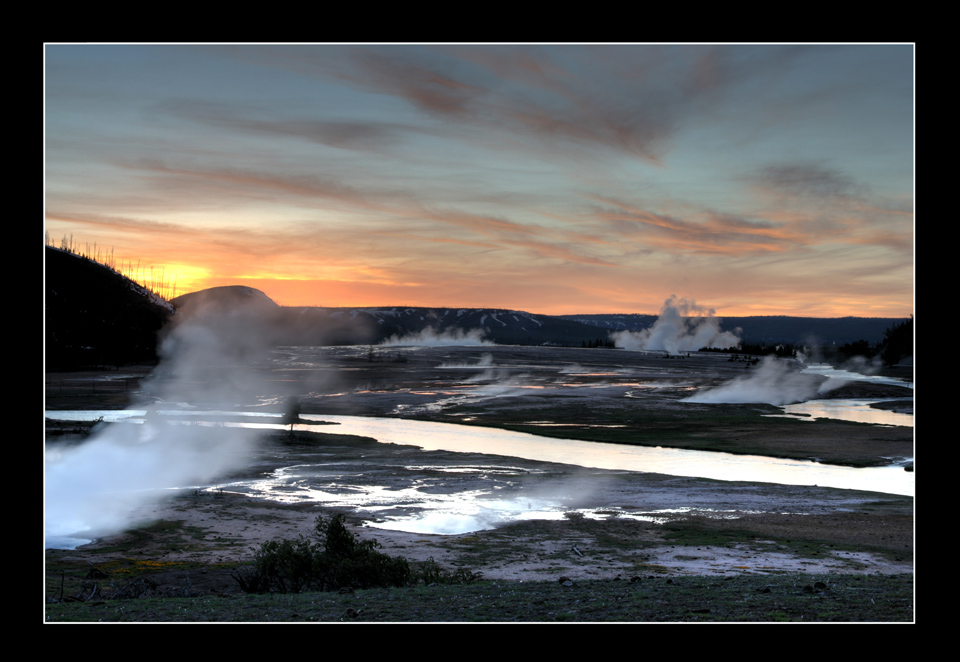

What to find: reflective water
left=45, top=410, right=914, bottom=497
left=786, top=363, right=913, bottom=427
left=312, top=415, right=913, bottom=496
left=780, top=399, right=913, bottom=427
left=219, top=462, right=579, bottom=535
left=799, top=363, right=913, bottom=390
left=44, top=357, right=915, bottom=542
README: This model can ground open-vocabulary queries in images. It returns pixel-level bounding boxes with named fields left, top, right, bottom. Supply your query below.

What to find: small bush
left=234, top=514, right=411, bottom=593
left=234, top=515, right=484, bottom=594
left=414, top=558, right=483, bottom=585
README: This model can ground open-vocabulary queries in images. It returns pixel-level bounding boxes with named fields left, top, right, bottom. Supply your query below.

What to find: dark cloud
left=151, top=99, right=409, bottom=153
left=750, top=163, right=868, bottom=200
left=208, top=45, right=869, bottom=169
left=336, top=45, right=737, bottom=164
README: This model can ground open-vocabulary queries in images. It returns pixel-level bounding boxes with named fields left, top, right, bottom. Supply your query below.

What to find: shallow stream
left=46, top=409, right=914, bottom=496
left=784, top=363, right=913, bottom=426
left=44, top=356, right=914, bottom=545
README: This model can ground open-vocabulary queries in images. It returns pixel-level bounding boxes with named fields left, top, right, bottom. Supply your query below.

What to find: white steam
left=439, top=353, right=524, bottom=387
left=611, top=295, right=740, bottom=354
left=45, top=302, right=271, bottom=546
left=45, top=419, right=259, bottom=542
left=438, top=353, right=496, bottom=369
left=682, top=356, right=848, bottom=405
left=380, top=327, right=492, bottom=346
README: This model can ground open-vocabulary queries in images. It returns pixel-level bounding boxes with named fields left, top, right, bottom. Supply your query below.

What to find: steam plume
left=380, top=327, right=492, bottom=346
left=439, top=353, right=496, bottom=369
left=611, top=295, right=740, bottom=354
left=682, top=355, right=847, bottom=405
left=45, top=298, right=272, bottom=545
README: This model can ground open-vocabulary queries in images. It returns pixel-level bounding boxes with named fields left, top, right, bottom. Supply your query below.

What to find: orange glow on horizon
left=45, top=46, right=914, bottom=325
left=117, top=263, right=211, bottom=301
left=46, top=238, right=911, bottom=319
left=184, top=275, right=912, bottom=319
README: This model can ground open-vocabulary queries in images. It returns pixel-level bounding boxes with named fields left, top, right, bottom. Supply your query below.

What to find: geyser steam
left=380, top=327, right=492, bottom=346
left=45, top=418, right=259, bottom=544
left=45, top=298, right=272, bottom=546
left=611, top=295, right=741, bottom=354
left=682, top=355, right=848, bottom=405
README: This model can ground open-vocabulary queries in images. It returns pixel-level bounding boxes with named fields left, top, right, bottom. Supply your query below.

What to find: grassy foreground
left=46, top=573, right=912, bottom=622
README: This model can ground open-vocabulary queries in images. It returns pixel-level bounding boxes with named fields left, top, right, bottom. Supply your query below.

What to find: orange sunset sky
left=44, top=44, right=914, bottom=318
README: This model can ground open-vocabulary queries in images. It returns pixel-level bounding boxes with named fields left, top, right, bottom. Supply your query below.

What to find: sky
left=44, top=44, right=914, bottom=317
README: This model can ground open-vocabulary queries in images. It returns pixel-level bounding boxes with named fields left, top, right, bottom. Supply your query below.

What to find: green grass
left=45, top=573, right=913, bottom=622
left=658, top=515, right=912, bottom=565
left=75, top=519, right=215, bottom=556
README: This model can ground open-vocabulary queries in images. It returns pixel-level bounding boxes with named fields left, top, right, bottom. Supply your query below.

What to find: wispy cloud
left=588, top=196, right=802, bottom=255
left=325, top=45, right=734, bottom=164
left=152, top=99, right=417, bottom=154
left=44, top=44, right=914, bottom=316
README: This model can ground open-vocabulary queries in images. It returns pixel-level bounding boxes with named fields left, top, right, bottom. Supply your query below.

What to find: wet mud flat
left=45, top=425, right=913, bottom=601
left=45, top=345, right=913, bottom=598
left=259, top=345, right=914, bottom=468
left=46, top=345, right=914, bottom=469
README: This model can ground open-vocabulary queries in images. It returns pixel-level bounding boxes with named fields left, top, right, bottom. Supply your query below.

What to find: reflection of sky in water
left=207, top=462, right=770, bottom=535
left=215, top=462, right=576, bottom=535
left=45, top=353, right=915, bottom=539
left=47, top=407, right=914, bottom=538
left=800, top=363, right=913, bottom=389
left=779, top=399, right=913, bottom=427
left=46, top=410, right=915, bottom=497
left=316, top=416, right=914, bottom=497
left=784, top=363, right=913, bottom=427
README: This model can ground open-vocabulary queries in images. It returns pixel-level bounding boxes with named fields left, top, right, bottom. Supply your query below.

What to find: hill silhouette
left=171, top=286, right=279, bottom=315
left=45, top=246, right=173, bottom=369
left=44, top=246, right=910, bottom=368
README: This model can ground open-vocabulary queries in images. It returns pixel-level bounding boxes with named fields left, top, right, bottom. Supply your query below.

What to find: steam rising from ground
left=380, top=327, right=492, bottom=346
left=438, top=353, right=496, bottom=369
left=611, top=295, right=740, bottom=355
left=45, top=420, right=259, bottom=543
left=683, top=356, right=847, bottom=405
left=436, top=353, right=531, bottom=398
left=45, top=302, right=271, bottom=545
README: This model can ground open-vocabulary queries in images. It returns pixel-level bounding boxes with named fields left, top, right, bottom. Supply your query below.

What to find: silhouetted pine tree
left=879, top=317, right=913, bottom=366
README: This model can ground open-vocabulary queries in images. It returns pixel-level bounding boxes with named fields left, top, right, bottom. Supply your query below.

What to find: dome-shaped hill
left=170, top=285, right=279, bottom=313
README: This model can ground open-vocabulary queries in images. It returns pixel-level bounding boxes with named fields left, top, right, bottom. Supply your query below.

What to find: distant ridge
left=560, top=313, right=905, bottom=345
left=44, top=253, right=911, bottom=369
left=274, top=306, right=604, bottom=346
left=264, top=305, right=905, bottom=347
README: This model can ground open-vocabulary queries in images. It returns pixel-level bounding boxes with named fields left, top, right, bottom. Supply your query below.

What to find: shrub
left=234, top=514, right=411, bottom=593
left=412, top=558, right=483, bottom=586
left=315, top=514, right=412, bottom=590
